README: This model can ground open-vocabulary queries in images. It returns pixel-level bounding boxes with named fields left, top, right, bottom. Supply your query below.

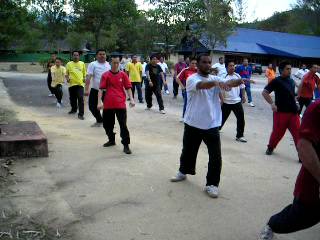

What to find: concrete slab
left=0, top=121, right=48, bottom=158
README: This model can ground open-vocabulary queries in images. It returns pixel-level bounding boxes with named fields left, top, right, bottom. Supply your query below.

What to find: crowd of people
left=46, top=50, right=319, bottom=240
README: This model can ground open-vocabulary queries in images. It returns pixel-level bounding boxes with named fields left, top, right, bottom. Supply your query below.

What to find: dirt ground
left=0, top=71, right=319, bottom=240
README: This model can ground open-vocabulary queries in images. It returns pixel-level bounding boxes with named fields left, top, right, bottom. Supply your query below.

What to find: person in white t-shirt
left=170, top=53, right=244, bottom=198
left=220, top=61, right=247, bottom=142
left=157, top=56, right=170, bottom=94
left=141, top=58, right=148, bottom=87
left=212, top=56, right=227, bottom=78
left=293, top=64, right=309, bottom=88
left=85, top=49, right=111, bottom=127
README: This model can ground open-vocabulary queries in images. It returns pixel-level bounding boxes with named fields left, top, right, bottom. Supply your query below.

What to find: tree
left=70, top=0, right=139, bottom=50
left=233, top=0, right=248, bottom=22
left=295, top=0, right=320, bottom=35
left=0, top=0, right=34, bottom=49
left=29, top=0, right=68, bottom=51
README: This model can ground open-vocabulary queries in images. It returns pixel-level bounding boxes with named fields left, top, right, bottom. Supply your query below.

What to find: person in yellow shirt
left=265, top=63, right=276, bottom=83
left=51, top=58, right=66, bottom=108
left=66, top=51, right=86, bottom=120
left=126, top=55, right=143, bottom=103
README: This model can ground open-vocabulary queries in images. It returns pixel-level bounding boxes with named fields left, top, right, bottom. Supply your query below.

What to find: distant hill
left=240, top=9, right=320, bottom=36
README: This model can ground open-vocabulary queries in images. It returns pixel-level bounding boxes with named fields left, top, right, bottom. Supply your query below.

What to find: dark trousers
left=179, top=124, right=222, bottom=186
left=173, top=77, right=179, bottom=96
left=89, top=88, right=103, bottom=123
left=220, top=102, right=245, bottom=138
left=298, top=97, right=312, bottom=114
left=268, top=112, right=300, bottom=150
left=47, top=72, right=54, bottom=94
left=268, top=198, right=320, bottom=234
left=145, top=82, right=164, bottom=110
left=68, top=85, right=84, bottom=116
left=103, top=109, right=130, bottom=145
left=53, top=84, right=63, bottom=104
left=132, top=82, right=143, bottom=102
left=182, top=89, right=187, bottom=117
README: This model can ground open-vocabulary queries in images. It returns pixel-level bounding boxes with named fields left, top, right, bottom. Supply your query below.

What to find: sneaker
left=170, top=171, right=186, bottom=182
left=48, top=93, right=54, bottom=97
left=123, top=145, right=132, bottom=154
left=145, top=107, right=152, bottom=111
left=204, top=185, right=219, bottom=198
left=299, top=114, right=303, bottom=118
left=68, top=110, right=77, bottom=114
left=236, top=137, right=247, bottom=143
left=258, top=225, right=274, bottom=240
left=103, top=141, right=116, bottom=147
left=56, top=103, right=62, bottom=108
left=160, top=110, right=166, bottom=114
left=78, top=115, right=85, bottom=120
left=139, top=100, right=144, bottom=104
left=266, top=147, right=273, bottom=155
left=249, top=102, right=255, bottom=107
left=165, top=90, right=170, bottom=95
left=91, top=122, right=102, bottom=127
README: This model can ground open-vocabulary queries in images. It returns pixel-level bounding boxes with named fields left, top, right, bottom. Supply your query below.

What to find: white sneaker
left=160, top=110, right=166, bottom=114
left=299, top=114, right=303, bottom=118
left=145, top=107, right=151, bottom=111
left=170, top=171, right=186, bottom=182
left=204, top=185, right=219, bottom=198
left=249, top=102, right=255, bottom=107
left=236, top=137, right=247, bottom=143
left=56, top=103, right=62, bottom=108
left=165, top=90, right=170, bottom=95
left=258, top=225, right=274, bottom=240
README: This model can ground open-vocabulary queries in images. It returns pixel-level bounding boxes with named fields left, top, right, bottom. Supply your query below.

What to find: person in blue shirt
left=236, top=58, right=256, bottom=107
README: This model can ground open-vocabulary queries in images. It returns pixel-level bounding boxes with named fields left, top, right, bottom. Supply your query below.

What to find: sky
left=135, top=0, right=296, bottom=22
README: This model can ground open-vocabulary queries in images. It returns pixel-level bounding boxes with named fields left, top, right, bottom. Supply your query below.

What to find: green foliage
left=38, top=56, right=69, bottom=72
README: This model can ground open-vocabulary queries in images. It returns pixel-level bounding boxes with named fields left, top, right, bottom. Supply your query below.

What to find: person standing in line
left=265, top=63, right=276, bottom=84
left=50, top=58, right=66, bottom=108
left=126, top=55, right=144, bottom=103
left=236, top=58, right=256, bottom=107
left=157, top=56, right=170, bottom=94
left=98, top=57, right=135, bottom=154
left=297, top=64, right=320, bottom=116
left=66, top=51, right=87, bottom=120
left=258, top=101, right=320, bottom=240
left=220, top=61, right=247, bottom=143
left=141, top=58, right=148, bottom=87
left=85, top=49, right=111, bottom=127
left=262, top=61, right=300, bottom=156
left=170, top=53, right=244, bottom=198
left=173, top=57, right=187, bottom=99
left=145, top=55, right=166, bottom=114
left=212, top=56, right=227, bottom=78
left=294, top=64, right=309, bottom=88
left=47, top=52, right=57, bottom=97
left=176, top=57, right=197, bottom=121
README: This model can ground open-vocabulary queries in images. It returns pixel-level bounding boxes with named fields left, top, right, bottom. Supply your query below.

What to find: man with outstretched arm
left=170, top=53, right=244, bottom=198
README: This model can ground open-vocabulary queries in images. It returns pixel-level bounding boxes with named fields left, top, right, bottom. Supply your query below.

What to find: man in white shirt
left=170, top=53, right=244, bottom=198
left=141, top=58, right=148, bottom=87
left=157, top=56, right=170, bottom=94
left=220, top=61, right=247, bottom=142
left=85, top=49, right=111, bottom=127
left=294, top=64, right=309, bottom=88
left=212, top=57, right=227, bottom=78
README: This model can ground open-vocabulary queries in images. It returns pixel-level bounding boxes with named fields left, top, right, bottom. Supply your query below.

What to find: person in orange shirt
left=297, top=64, right=320, bottom=115
left=265, top=63, right=276, bottom=83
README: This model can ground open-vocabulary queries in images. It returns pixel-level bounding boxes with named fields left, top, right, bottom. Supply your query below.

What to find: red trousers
left=268, top=112, right=300, bottom=150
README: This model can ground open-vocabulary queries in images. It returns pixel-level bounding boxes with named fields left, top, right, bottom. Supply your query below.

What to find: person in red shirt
left=173, top=57, right=187, bottom=99
left=98, top=57, right=135, bottom=154
left=259, top=100, right=320, bottom=240
left=297, top=64, right=320, bottom=115
left=176, top=57, right=197, bottom=120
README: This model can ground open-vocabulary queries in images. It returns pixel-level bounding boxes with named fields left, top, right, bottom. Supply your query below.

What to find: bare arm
left=97, top=89, right=104, bottom=110
left=262, top=89, right=277, bottom=112
left=126, top=88, right=135, bottom=107
left=160, top=72, right=166, bottom=84
left=85, top=74, right=92, bottom=95
left=146, top=70, right=153, bottom=87
left=298, top=138, right=320, bottom=184
left=241, top=88, right=246, bottom=103
left=196, top=80, right=220, bottom=90
left=176, top=77, right=185, bottom=89
left=219, top=92, right=224, bottom=105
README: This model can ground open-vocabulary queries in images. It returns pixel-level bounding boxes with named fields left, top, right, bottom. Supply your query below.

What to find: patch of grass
left=0, top=108, right=16, bottom=123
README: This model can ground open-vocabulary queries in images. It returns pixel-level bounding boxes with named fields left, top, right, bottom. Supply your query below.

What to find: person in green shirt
left=66, top=51, right=86, bottom=120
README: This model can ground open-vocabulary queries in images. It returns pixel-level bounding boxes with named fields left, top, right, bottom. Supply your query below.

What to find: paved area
left=0, top=71, right=318, bottom=240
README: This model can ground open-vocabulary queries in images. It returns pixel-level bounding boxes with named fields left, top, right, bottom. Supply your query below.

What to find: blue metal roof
left=201, top=28, right=320, bottom=58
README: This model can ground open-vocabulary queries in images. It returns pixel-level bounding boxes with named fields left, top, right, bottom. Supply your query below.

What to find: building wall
left=210, top=52, right=225, bottom=64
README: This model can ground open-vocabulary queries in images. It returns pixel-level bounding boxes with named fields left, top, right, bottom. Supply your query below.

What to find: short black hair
left=190, top=57, right=197, bottom=62
left=150, top=54, right=158, bottom=60
left=55, top=57, right=63, bottom=62
left=72, top=50, right=81, bottom=55
left=196, top=53, right=210, bottom=63
left=226, top=60, right=235, bottom=66
left=96, top=49, right=106, bottom=55
left=279, top=61, right=291, bottom=72
left=219, top=57, right=224, bottom=61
